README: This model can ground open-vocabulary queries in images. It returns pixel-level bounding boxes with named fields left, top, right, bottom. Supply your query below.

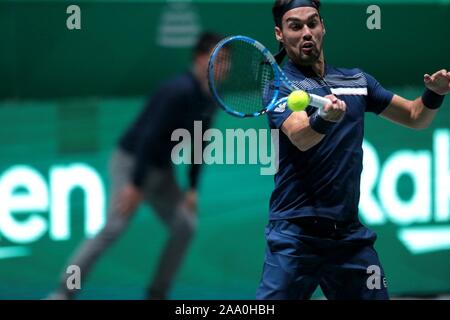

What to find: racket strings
left=212, top=40, right=275, bottom=116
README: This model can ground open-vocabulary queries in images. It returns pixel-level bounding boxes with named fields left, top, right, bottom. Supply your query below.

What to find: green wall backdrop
left=1, top=0, right=449, bottom=98
left=0, top=0, right=449, bottom=299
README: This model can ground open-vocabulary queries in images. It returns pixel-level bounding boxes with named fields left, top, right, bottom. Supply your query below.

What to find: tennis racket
left=208, top=35, right=331, bottom=118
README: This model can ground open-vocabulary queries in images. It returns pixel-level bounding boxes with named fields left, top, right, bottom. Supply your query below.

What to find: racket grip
left=309, top=94, right=331, bottom=109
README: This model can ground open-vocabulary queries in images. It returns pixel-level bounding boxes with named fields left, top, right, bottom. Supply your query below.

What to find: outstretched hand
left=424, top=69, right=450, bottom=96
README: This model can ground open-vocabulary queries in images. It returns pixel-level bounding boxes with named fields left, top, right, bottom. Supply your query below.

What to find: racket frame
left=208, top=35, right=328, bottom=118
left=208, top=35, right=291, bottom=118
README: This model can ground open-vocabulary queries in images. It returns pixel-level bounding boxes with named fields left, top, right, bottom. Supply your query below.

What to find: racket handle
left=309, top=93, right=331, bottom=109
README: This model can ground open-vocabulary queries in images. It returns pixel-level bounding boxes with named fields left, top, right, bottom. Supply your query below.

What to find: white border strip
left=331, top=87, right=368, bottom=96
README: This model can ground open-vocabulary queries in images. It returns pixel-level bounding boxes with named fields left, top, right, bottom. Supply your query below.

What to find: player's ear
left=321, top=19, right=326, bottom=35
left=275, top=26, right=283, bottom=43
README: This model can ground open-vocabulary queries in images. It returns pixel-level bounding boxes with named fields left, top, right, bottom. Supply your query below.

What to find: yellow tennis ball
left=287, top=90, right=310, bottom=112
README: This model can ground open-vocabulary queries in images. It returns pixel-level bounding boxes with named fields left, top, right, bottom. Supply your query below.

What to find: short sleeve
left=267, top=104, right=293, bottom=129
left=364, top=72, right=394, bottom=114
left=264, top=81, right=294, bottom=129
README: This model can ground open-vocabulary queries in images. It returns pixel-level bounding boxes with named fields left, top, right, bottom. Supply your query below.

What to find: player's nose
left=302, top=26, right=313, bottom=39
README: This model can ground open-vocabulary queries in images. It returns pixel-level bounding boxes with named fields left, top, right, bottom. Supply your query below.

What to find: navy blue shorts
left=256, top=218, right=389, bottom=300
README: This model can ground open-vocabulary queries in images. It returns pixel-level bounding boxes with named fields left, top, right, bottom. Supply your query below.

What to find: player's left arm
left=380, top=69, right=450, bottom=129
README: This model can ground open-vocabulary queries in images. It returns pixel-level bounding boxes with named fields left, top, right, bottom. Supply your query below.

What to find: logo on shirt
left=273, top=102, right=287, bottom=113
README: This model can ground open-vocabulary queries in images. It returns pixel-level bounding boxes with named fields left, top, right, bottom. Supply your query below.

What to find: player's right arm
left=281, top=94, right=346, bottom=151
left=281, top=111, right=324, bottom=151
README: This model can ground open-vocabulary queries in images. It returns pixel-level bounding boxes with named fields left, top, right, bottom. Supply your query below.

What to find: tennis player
left=256, top=0, right=449, bottom=300
left=47, top=32, right=222, bottom=300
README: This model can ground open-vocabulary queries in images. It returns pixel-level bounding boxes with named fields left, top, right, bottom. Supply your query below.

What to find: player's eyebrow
left=286, top=13, right=320, bottom=24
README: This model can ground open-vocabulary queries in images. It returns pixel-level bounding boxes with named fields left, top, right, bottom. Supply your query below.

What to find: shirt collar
left=284, top=60, right=332, bottom=79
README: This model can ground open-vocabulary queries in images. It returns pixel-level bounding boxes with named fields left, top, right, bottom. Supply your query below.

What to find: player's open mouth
left=301, top=42, right=314, bottom=54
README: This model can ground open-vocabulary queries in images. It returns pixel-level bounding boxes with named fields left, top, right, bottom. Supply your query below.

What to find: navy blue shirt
left=267, top=61, right=394, bottom=222
left=119, top=71, right=215, bottom=189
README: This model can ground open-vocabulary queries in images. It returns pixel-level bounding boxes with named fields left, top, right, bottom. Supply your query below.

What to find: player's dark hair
left=272, top=0, right=321, bottom=28
left=193, top=32, right=223, bottom=59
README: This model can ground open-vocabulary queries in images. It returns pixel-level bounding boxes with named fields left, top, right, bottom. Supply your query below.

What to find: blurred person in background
left=47, top=32, right=222, bottom=300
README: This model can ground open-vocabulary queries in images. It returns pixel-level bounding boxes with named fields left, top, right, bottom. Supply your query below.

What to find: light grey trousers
left=54, top=148, right=196, bottom=299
